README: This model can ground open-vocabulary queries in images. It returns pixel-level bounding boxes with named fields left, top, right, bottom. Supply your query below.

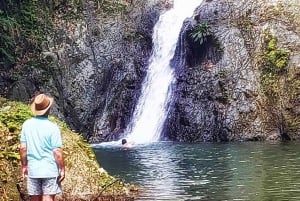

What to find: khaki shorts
left=27, top=177, right=62, bottom=195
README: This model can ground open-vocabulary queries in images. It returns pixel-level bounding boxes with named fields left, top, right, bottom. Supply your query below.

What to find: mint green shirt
left=20, top=116, right=62, bottom=178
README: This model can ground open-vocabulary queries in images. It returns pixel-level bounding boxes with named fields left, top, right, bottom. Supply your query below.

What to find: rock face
left=164, top=0, right=300, bottom=142
left=7, top=0, right=300, bottom=142
left=8, top=0, right=170, bottom=142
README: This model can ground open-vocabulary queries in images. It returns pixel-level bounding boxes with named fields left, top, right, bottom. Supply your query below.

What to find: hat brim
left=30, top=97, right=54, bottom=116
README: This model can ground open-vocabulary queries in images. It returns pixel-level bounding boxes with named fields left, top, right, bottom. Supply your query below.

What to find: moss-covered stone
left=260, top=29, right=290, bottom=99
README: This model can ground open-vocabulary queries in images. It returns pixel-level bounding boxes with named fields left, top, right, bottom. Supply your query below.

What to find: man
left=121, top=138, right=133, bottom=148
left=20, top=93, right=65, bottom=201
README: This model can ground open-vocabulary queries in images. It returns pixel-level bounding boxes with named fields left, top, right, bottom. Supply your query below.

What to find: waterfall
left=124, top=0, right=202, bottom=144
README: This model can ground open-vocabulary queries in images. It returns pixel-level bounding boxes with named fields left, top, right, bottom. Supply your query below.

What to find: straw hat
left=30, top=94, right=54, bottom=116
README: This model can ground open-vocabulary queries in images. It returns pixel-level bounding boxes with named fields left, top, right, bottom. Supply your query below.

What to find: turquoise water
left=93, top=141, right=300, bottom=201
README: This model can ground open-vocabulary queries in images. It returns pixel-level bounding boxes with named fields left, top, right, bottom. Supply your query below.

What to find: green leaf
left=190, top=23, right=212, bottom=45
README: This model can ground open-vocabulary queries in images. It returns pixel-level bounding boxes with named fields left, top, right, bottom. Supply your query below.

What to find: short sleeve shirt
left=20, top=116, right=62, bottom=178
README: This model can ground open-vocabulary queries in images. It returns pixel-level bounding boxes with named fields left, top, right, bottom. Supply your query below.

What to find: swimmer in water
left=121, top=139, right=133, bottom=148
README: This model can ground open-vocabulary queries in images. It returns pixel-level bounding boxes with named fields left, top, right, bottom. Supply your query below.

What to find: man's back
left=21, top=116, right=62, bottom=178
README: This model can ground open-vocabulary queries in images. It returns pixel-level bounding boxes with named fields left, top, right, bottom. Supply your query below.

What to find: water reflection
left=93, top=142, right=300, bottom=201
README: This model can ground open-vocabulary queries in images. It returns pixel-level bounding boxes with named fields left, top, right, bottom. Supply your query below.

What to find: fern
left=190, top=23, right=212, bottom=45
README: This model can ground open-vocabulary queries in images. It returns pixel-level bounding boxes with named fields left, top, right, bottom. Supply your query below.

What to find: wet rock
left=163, top=0, right=300, bottom=142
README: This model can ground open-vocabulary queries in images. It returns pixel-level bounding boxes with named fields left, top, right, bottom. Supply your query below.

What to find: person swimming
left=121, top=139, right=133, bottom=148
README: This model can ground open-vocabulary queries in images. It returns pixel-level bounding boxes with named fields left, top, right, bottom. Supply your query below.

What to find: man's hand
left=22, top=165, right=28, bottom=179
left=58, top=169, right=65, bottom=183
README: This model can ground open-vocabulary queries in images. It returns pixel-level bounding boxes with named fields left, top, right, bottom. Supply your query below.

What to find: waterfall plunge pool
left=93, top=141, right=300, bottom=201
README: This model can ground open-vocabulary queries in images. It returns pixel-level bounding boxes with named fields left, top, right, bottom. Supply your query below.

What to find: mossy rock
left=0, top=97, right=137, bottom=200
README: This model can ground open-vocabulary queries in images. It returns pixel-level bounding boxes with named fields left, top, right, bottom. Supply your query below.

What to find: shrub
left=190, top=23, right=212, bottom=45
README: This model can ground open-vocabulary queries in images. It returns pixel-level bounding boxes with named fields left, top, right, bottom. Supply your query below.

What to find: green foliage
left=18, top=4, right=45, bottom=44
left=0, top=97, right=27, bottom=199
left=0, top=100, right=32, bottom=133
left=0, top=0, right=56, bottom=96
left=97, top=0, right=128, bottom=14
left=265, top=37, right=289, bottom=73
left=260, top=29, right=289, bottom=98
left=0, top=0, right=130, bottom=96
left=0, top=13, right=18, bottom=64
left=190, top=23, right=212, bottom=45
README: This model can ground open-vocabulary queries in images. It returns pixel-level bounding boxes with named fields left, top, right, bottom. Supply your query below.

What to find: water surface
left=93, top=142, right=300, bottom=201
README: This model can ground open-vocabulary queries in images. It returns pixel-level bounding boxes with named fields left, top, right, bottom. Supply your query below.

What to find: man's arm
left=19, top=143, right=28, bottom=178
left=53, top=148, right=65, bottom=182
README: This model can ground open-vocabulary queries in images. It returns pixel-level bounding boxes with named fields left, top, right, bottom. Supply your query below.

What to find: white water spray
left=124, top=0, right=202, bottom=144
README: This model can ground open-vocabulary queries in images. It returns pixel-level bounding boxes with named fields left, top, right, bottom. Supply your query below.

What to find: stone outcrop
left=164, top=0, right=300, bottom=142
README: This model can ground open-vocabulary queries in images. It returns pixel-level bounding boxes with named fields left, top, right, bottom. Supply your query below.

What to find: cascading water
left=123, top=0, right=203, bottom=144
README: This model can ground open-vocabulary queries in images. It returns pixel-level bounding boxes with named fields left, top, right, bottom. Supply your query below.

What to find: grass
left=0, top=97, right=137, bottom=200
